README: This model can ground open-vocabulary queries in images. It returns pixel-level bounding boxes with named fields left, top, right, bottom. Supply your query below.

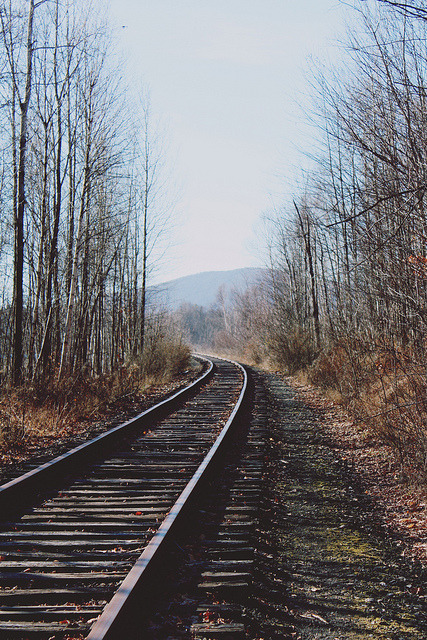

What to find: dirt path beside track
left=251, top=372, right=426, bottom=640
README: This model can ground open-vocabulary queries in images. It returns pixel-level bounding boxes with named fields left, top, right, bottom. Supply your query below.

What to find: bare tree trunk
left=140, top=164, right=148, bottom=355
left=294, top=201, right=320, bottom=346
left=28, top=120, right=49, bottom=379
left=58, top=154, right=90, bottom=378
left=11, top=0, right=35, bottom=385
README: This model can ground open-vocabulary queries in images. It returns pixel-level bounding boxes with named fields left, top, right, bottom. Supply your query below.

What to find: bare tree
left=366, top=0, right=427, bottom=19
left=0, top=0, right=40, bottom=384
left=0, top=0, right=179, bottom=392
left=263, top=0, right=427, bottom=473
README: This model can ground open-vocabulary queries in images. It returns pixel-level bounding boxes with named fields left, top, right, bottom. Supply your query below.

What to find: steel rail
left=86, top=358, right=248, bottom=640
left=0, top=356, right=214, bottom=515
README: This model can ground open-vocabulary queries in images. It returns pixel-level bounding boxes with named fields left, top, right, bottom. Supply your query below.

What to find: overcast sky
left=107, top=0, right=350, bottom=283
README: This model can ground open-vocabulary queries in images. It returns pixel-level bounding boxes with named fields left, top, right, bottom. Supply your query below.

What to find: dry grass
left=139, top=339, right=191, bottom=384
left=306, top=339, right=427, bottom=481
left=0, top=341, right=191, bottom=451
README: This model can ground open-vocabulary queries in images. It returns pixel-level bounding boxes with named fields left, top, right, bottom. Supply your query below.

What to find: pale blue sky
left=108, top=0, right=350, bottom=283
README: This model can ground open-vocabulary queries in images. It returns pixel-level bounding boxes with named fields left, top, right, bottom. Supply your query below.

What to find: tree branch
left=366, top=0, right=427, bottom=20
left=325, top=187, right=425, bottom=227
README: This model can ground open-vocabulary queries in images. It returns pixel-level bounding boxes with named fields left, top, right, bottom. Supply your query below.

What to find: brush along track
left=0, top=357, right=246, bottom=639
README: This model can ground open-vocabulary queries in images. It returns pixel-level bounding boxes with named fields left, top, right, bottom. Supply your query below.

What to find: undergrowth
left=306, top=338, right=427, bottom=482
left=0, top=342, right=191, bottom=451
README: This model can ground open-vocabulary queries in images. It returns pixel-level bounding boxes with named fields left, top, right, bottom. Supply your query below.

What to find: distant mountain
left=150, top=267, right=267, bottom=309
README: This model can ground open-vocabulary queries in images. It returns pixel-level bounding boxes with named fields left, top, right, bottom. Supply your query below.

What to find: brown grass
left=0, top=342, right=191, bottom=451
left=305, top=339, right=427, bottom=481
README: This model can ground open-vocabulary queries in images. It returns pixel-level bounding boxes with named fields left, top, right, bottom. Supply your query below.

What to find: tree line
left=0, top=0, right=172, bottom=387
left=183, top=1, right=427, bottom=477
left=259, top=0, right=427, bottom=476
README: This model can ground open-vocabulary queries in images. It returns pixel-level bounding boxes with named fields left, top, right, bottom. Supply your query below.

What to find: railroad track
left=140, top=368, right=269, bottom=640
left=0, top=356, right=251, bottom=639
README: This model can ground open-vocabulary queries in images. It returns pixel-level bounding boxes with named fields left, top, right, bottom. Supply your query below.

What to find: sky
left=107, top=0, right=350, bottom=284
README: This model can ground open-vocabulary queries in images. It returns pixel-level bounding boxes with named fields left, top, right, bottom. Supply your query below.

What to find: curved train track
left=0, top=356, right=253, bottom=639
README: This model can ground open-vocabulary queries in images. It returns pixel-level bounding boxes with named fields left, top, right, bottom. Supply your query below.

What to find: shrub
left=307, top=337, right=427, bottom=480
left=270, top=328, right=318, bottom=374
left=0, top=318, right=191, bottom=451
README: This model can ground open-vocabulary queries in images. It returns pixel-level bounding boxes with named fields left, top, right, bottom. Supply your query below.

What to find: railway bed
left=0, top=357, right=250, bottom=639
left=127, top=369, right=269, bottom=640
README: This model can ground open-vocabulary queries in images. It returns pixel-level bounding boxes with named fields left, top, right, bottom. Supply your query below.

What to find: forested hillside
left=153, top=268, right=265, bottom=309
